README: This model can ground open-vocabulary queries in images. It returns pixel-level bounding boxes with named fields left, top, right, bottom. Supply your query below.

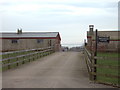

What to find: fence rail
left=0, top=47, right=54, bottom=71
left=1, top=47, right=51, bottom=55
left=84, top=47, right=120, bottom=87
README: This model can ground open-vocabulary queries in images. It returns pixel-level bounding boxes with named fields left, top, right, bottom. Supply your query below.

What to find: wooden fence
left=84, top=47, right=120, bottom=87
left=0, top=47, right=54, bottom=71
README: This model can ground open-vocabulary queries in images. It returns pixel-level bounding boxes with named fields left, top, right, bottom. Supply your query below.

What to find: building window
left=49, top=40, right=52, bottom=46
left=11, top=40, right=18, bottom=43
left=37, top=39, right=43, bottom=43
left=48, top=40, right=52, bottom=46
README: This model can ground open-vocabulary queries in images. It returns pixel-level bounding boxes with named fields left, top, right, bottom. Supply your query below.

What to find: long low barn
left=0, top=30, right=61, bottom=52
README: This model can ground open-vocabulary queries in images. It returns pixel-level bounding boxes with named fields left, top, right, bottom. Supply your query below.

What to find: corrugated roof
left=1, top=32, right=59, bottom=38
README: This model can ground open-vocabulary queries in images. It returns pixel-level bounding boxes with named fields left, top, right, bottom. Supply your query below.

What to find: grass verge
left=96, top=52, right=119, bottom=85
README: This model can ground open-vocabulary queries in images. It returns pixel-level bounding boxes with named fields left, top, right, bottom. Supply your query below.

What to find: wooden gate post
left=94, top=29, right=98, bottom=81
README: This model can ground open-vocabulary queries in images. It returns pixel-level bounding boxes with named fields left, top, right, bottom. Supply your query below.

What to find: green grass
left=97, top=67, right=118, bottom=76
left=97, top=59, right=118, bottom=66
left=96, top=52, right=119, bottom=85
left=97, top=52, right=120, bottom=57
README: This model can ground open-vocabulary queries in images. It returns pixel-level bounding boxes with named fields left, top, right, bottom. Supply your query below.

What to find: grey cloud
left=45, top=2, right=118, bottom=9
left=0, top=2, right=14, bottom=6
left=47, top=9, right=72, bottom=12
left=71, top=2, right=117, bottom=8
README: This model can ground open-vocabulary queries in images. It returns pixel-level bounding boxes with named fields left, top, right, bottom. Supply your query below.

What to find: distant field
left=96, top=52, right=119, bottom=85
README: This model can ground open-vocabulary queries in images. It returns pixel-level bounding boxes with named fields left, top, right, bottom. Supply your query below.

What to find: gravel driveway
left=2, top=52, right=113, bottom=88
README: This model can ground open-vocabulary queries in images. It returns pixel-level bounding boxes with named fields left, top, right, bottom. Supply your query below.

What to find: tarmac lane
left=2, top=52, right=113, bottom=88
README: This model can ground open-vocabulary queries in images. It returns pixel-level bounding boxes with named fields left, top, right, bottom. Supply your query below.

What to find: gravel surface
left=2, top=52, right=113, bottom=88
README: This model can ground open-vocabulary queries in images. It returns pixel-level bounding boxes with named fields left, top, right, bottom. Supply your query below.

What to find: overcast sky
left=0, top=0, right=119, bottom=46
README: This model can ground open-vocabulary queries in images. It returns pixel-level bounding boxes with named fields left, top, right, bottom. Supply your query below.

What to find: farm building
left=0, top=30, right=61, bottom=52
left=86, top=25, right=120, bottom=52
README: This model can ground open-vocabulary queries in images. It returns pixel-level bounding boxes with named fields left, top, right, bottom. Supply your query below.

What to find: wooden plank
left=2, top=48, right=53, bottom=67
left=3, top=53, right=43, bottom=67
left=1, top=49, right=52, bottom=61
left=84, top=51, right=91, bottom=63
left=86, top=60, right=92, bottom=72
left=84, top=47, right=91, bottom=57
left=84, top=49, right=93, bottom=73
left=94, top=56, right=119, bottom=61
left=1, top=52, right=38, bottom=61
left=2, top=47, right=52, bottom=55
left=90, top=72, right=120, bottom=79
left=93, top=64, right=119, bottom=69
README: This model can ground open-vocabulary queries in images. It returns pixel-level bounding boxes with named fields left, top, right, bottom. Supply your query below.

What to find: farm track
left=2, top=52, right=113, bottom=88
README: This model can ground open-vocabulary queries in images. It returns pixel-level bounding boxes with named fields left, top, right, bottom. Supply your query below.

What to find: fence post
left=94, top=29, right=98, bottom=81
left=29, top=54, right=31, bottom=62
left=2, top=47, right=54, bottom=71
left=33, top=54, right=34, bottom=61
left=22, top=56, right=25, bottom=64
left=8, top=59, right=10, bottom=69
left=16, top=58, right=19, bottom=66
left=89, top=34, right=93, bottom=81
